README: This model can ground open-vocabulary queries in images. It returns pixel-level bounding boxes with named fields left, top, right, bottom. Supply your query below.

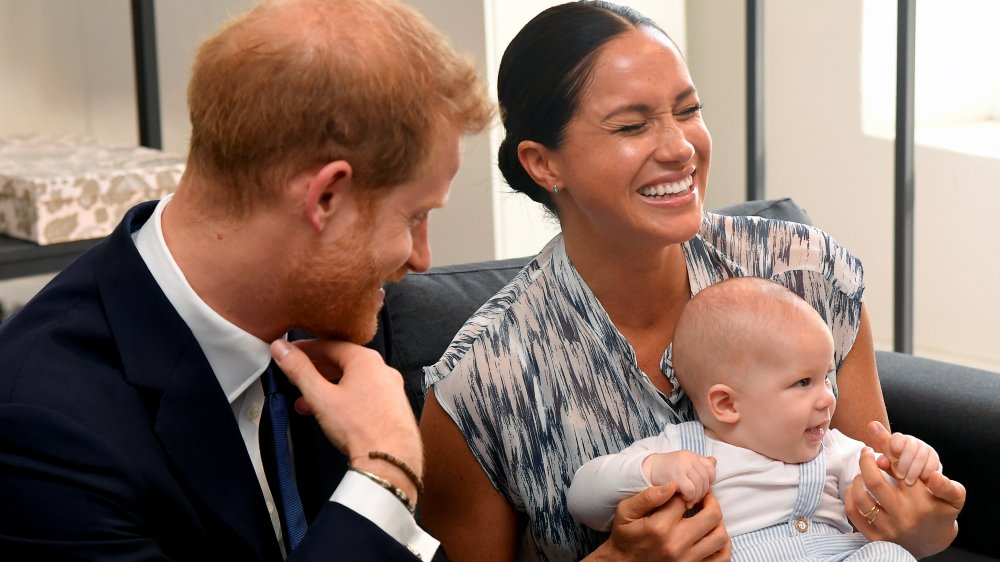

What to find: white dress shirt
left=133, top=195, right=438, bottom=560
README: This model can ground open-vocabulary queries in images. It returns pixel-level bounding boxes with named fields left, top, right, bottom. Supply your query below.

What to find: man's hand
left=643, top=451, right=717, bottom=508
left=271, top=338, right=423, bottom=500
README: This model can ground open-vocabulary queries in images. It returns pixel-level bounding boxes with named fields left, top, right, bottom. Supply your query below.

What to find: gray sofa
left=378, top=198, right=999, bottom=561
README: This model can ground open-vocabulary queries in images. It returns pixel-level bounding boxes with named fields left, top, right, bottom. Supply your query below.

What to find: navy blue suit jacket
left=0, top=202, right=443, bottom=561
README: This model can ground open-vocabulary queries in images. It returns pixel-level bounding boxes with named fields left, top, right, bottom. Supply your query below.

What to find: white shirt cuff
left=331, top=470, right=440, bottom=561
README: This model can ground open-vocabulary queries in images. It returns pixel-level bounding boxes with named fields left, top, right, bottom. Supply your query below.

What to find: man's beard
left=283, top=226, right=406, bottom=344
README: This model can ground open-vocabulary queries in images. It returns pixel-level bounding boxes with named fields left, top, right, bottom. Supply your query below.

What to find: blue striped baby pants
left=675, top=421, right=915, bottom=562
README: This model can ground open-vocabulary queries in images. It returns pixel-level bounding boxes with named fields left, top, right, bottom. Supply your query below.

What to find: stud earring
left=552, top=185, right=559, bottom=194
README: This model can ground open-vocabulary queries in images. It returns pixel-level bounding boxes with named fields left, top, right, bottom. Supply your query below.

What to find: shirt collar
left=132, top=195, right=272, bottom=403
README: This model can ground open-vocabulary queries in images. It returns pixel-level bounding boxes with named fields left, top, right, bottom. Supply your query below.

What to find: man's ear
left=304, top=160, right=353, bottom=232
left=517, top=140, right=561, bottom=194
left=707, top=383, right=740, bottom=424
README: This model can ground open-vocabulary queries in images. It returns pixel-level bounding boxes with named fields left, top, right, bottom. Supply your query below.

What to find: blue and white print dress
left=424, top=213, right=865, bottom=562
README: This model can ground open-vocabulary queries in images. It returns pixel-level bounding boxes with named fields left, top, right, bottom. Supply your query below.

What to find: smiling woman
left=519, top=26, right=708, bottom=276
left=417, top=2, right=965, bottom=561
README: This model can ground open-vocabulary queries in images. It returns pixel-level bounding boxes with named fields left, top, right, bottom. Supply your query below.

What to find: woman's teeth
left=638, top=175, right=693, bottom=197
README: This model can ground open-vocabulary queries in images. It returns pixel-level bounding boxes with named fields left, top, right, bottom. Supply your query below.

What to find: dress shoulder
left=692, top=212, right=864, bottom=299
left=422, top=245, right=549, bottom=390
left=687, top=213, right=866, bottom=383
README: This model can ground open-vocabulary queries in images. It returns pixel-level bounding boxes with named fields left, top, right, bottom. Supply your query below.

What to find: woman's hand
left=586, top=485, right=731, bottom=562
left=844, top=423, right=965, bottom=558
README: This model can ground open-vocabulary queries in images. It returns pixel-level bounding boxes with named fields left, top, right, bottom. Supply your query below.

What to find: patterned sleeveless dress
left=425, top=213, right=865, bottom=562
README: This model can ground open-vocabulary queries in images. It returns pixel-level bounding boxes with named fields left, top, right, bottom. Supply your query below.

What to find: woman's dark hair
left=496, top=1, right=667, bottom=214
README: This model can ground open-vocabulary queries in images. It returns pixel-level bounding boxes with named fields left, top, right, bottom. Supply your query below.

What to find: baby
left=567, top=276, right=942, bottom=561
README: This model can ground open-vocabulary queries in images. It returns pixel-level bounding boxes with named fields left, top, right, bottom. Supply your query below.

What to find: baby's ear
left=707, top=384, right=739, bottom=424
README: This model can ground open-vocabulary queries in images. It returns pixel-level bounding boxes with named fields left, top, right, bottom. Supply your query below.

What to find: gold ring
left=859, top=504, right=879, bottom=519
left=866, top=506, right=881, bottom=525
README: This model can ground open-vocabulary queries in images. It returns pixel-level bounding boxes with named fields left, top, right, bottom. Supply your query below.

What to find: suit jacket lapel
left=96, top=202, right=280, bottom=561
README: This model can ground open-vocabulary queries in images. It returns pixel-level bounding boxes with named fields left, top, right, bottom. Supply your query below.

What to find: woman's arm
left=831, top=304, right=966, bottom=556
left=830, top=304, right=889, bottom=438
left=421, top=391, right=730, bottom=562
left=420, top=391, right=520, bottom=562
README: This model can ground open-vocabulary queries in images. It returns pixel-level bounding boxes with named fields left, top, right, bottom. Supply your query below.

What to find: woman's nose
left=654, top=125, right=695, bottom=164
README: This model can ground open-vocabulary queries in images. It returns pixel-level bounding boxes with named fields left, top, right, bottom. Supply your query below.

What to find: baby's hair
left=673, top=277, right=824, bottom=406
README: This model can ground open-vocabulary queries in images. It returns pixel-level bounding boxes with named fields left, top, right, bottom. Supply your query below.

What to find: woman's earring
left=552, top=185, right=559, bottom=194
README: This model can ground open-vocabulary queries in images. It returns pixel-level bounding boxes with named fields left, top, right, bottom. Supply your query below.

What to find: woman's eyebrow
left=602, top=103, right=654, bottom=121
left=601, top=86, right=699, bottom=122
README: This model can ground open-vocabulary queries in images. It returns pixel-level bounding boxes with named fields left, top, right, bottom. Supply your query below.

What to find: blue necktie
left=262, top=364, right=308, bottom=550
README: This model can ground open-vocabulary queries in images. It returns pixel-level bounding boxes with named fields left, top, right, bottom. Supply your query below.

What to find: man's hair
left=185, top=0, right=493, bottom=214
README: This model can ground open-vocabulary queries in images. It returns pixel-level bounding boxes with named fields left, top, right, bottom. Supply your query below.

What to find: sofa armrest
left=383, top=257, right=530, bottom=417
left=877, top=351, right=1000, bottom=559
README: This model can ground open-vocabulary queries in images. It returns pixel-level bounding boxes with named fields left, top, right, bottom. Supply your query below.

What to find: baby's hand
left=874, top=427, right=941, bottom=485
left=642, top=451, right=716, bottom=506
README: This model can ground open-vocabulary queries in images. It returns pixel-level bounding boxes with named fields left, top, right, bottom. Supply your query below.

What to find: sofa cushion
left=877, top=351, right=1000, bottom=559
left=383, top=197, right=813, bottom=416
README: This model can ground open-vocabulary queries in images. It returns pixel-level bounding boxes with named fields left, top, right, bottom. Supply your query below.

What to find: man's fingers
left=293, top=396, right=315, bottom=416
left=271, top=339, right=338, bottom=397
left=272, top=339, right=310, bottom=383
left=288, top=339, right=357, bottom=379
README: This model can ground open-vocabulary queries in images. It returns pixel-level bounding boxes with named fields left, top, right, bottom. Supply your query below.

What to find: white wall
left=0, top=0, right=684, bottom=268
left=0, top=0, right=254, bottom=150
left=2, top=1, right=996, bottom=370
left=686, top=0, right=1000, bottom=371
left=399, top=0, right=498, bottom=266
left=684, top=0, right=746, bottom=210
left=0, top=0, right=135, bottom=144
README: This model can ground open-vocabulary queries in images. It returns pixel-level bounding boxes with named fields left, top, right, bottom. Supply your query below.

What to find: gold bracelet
left=349, top=467, right=416, bottom=514
left=368, top=450, right=425, bottom=495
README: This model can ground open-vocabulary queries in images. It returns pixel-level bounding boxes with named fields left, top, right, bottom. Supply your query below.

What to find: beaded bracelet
left=368, top=450, right=425, bottom=495
left=349, top=467, right=416, bottom=514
